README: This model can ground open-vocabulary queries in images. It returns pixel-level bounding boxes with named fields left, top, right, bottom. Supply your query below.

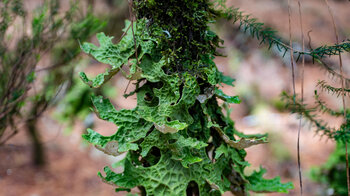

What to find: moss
left=134, top=0, right=223, bottom=73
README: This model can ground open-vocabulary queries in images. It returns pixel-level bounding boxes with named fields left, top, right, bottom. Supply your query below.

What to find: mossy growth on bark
left=80, top=0, right=293, bottom=195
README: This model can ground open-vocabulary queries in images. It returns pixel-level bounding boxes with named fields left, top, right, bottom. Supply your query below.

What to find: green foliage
left=223, top=0, right=350, bottom=192
left=217, top=0, right=350, bottom=86
left=282, top=90, right=350, bottom=143
left=81, top=0, right=293, bottom=195
left=317, top=80, right=350, bottom=98
left=215, top=88, right=241, bottom=104
left=310, top=142, right=350, bottom=195
left=246, top=167, right=293, bottom=193
left=280, top=29, right=350, bottom=191
left=55, top=76, right=96, bottom=130
left=0, top=0, right=104, bottom=144
left=218, top=1, right=350, bottom=60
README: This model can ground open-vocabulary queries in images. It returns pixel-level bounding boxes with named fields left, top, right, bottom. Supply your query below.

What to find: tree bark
left=27, top=118, right=45, bottom=167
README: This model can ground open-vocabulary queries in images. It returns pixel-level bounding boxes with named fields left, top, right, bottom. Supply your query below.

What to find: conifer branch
left=219, top=4, right=350, bottom=86
left=221, top=5, right=350, bottom=60
left=281, top=92, right=336, bottom=139
left=317, top=80, right=350, bottom=97
left=317, top=59, right=350, bottom=87
left=324, top=0, right=349, bottom=193
left=314, top=90, right=344, bottom=117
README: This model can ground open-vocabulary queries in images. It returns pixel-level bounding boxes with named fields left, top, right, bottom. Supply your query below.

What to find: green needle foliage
left=282, top=83, right=350, bottom=195
left=217, top=1, right=350, bottom=86
left=220, top=3, right=350, bottom=60
left=80, top=0, right=293, bottom=195
left=282, top=88, right=350, bottom=144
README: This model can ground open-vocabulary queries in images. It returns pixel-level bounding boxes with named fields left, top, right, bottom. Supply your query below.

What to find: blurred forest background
left=0, top=0, right=349, bottom=195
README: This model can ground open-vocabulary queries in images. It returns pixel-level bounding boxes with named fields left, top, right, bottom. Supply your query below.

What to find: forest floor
left=1, top=0, right=350, bottom=195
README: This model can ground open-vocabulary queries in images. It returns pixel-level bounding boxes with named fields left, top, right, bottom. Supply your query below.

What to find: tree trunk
left=27, top=118, right=45, bottom=167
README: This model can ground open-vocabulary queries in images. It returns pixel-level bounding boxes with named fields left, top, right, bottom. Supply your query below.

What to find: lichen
left=80, top=0, right=293, bottom=195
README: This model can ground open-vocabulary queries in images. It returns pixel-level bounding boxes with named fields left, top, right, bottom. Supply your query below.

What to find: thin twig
left=288, top=1, right=302, bottom=195
left=117, top=23, right=132, bottom=43
left=0, top=123, right=18, bottom=146
left=307, top=30, right=313, bottom=49
left=288, top=0, right=296, bottom=98
left=324, top=1, right=349, bottom=195
left=129, top=0, right=138, bottom=64
left=124, top=80, right=132, bottom=95
left=124, top=0, right=137, bottom=94
left=297, top=1, right=305, bottom=195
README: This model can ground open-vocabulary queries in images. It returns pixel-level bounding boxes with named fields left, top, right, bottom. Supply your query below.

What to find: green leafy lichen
left=80, top=0, right=293, bottom=195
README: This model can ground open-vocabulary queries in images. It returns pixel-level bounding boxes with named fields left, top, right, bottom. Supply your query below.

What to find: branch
left=221, top=6, right=350, bottom=60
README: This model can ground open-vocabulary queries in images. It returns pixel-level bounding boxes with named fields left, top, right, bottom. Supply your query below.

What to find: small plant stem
left=288, top=0, right=303, bottom=194
left=297, top=1, right=305, bottom=195
left=324, top=0, right=349, bottom=195
left=126, top=0, right=137, bottom=94
left=129, top=0, right=138, bottom=64
left=287, top=0, right=296, bottom=98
